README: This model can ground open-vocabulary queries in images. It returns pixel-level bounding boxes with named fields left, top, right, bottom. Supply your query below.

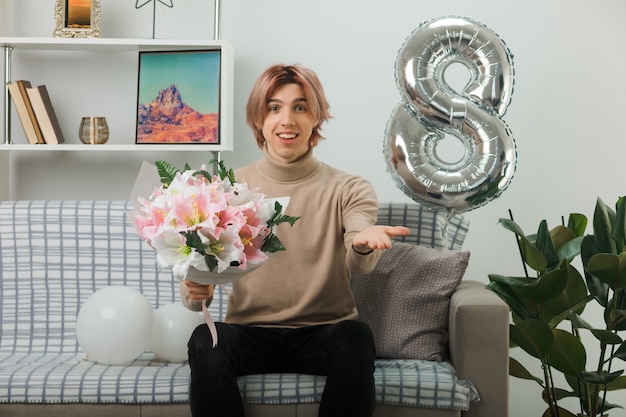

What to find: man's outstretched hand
left=352, top=225, right=411, bottom=254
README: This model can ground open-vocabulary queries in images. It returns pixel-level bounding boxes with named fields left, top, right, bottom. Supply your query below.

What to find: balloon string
left=201, top=299, right=218, bottom=348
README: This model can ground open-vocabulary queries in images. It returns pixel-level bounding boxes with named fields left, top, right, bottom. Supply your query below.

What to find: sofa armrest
left=448, top=280, right=509, bottom=417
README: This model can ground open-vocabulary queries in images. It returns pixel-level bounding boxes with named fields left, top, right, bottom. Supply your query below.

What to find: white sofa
left=0, top=200, right=509, bottom=417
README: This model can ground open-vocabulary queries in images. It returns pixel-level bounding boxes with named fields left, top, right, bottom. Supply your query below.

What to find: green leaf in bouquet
left=204, top=254, right=219, bottom=272
left=194, top=169, right=214, bottom=182
left=210, top=159, right=236, bottom=183
left=156, top=160, right=181, bottom=187
left=261, top=233, right=286, bottom=253
left=267, top=201, right=300, bottom=227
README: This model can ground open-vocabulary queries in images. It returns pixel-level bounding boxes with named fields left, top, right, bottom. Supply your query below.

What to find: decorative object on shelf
left=25, top=85, right=65, bottom=144
left=135, top=0, right=174, bottom=39
left=79, top=116, right=109, bottom=144
left=136, top=49, right=222, bottom=145
left=384, top=16, right=516, bottom=217
left=7, top=80, right=45, bottom=144
left=53, top=0, right=102, bottom=38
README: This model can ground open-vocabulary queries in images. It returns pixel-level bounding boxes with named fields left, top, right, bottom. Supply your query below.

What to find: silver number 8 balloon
left=384, top=16, right=517, bottom=215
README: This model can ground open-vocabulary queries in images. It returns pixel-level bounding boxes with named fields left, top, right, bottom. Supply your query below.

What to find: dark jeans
left=187, top=320, right=376, bottom=417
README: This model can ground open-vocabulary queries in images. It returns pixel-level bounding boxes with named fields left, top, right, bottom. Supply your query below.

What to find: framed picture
left=136, top=49, right=228, bottom=147
left=53, top=0, right=102, bottom=38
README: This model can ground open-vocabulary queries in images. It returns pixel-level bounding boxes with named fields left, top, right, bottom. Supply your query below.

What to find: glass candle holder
left=79, top=117, right=109, bottom=144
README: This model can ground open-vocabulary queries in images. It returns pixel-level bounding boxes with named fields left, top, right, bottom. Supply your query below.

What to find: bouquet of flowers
left=130, top=160, right=299, bottom=285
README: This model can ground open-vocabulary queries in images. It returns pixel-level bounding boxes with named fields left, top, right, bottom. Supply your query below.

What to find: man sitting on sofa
left=180, top=63, right=409, bottom=417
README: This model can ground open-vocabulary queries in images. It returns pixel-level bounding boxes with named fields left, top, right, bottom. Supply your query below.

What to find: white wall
left=5, top=1, right=626, bottom=415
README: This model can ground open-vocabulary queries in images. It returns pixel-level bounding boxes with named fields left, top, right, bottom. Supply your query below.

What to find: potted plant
left=487, top=197, right=626, bottom=417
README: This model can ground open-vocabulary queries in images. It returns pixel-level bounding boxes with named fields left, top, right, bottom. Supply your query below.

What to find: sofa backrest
left=0, top=200, right=468, bottom=354
left=0, top=201, right=178, bottom=354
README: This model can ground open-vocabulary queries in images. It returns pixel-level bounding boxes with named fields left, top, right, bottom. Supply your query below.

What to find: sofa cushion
left=352, top=242, right=470, bottom=361
left=376, top=203, right=469, bottom=250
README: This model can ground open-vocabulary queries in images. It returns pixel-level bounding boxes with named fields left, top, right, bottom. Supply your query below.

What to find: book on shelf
left=7, top=80, right=45, bottom=144
left=25, top=85, right=65, bottom=145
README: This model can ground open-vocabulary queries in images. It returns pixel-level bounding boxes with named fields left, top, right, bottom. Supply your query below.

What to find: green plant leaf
left=593, top=197, right=617, bottom=254
left=535, top=220, right=559, bottom=269
left=580, top=369, right=623, bottom=386
left=498, top=218, right=527, bottom=237
left=613, top=341, right=626, bottom=362
left=540, top=406, right=577, bottom=417
left=588, top=328, right=623, bottom=345
left=547, top=329, right=586, bottom=377
left=556, top=236, right=584, bottom=263
left=609, top=307, right=626, bottom=331
left=606, top=296, right=626, bottom=331
left=544, top=387, right=577, bottom=401
left=569, top=311, right=593, bottom=330
left=520, top=235, right=549, bottom=272
left=543, top=265, right=590, bottom=326
left=567, top=213, right=588, bottom=237
left=612, top=196, right=626, bottom=252
left=517, top=260, right=569, bottom=302
left=511, top=319, right=554, bottom=359
left=581, top=235, right=610, bottom=306
left=547, top=296, right=594, bottom=330
left=509, top=356, right=543, bottom=384
left=606, top=375, right=626, bottom=390
left=550, top=225, right=576, bottom=251
left=487, top=274, right=534, bottom=319
left=497, top=218, right=549, bottom=272
left=587, top=252, right=626, bottom=290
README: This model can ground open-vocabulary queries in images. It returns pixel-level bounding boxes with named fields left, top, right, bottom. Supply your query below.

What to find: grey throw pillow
left=351, top=242, right=470, bottom=361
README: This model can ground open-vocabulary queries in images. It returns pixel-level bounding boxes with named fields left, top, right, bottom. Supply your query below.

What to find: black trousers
left=187, top=320, right=376, bottom=417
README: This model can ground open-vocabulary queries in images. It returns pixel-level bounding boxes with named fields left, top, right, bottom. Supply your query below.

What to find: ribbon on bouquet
left=201, top=299, right=219, bottom=347
left=200, top=284, right=229, bottom=348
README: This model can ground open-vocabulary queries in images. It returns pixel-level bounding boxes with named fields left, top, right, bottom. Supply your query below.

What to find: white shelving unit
left=0, top=37, right=234, bottom=200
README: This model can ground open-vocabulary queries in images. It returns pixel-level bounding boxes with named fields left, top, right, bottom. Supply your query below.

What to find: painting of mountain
left=136, top=84, right=218, bottom=144
left=136, top=49, right=221, bottom=145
